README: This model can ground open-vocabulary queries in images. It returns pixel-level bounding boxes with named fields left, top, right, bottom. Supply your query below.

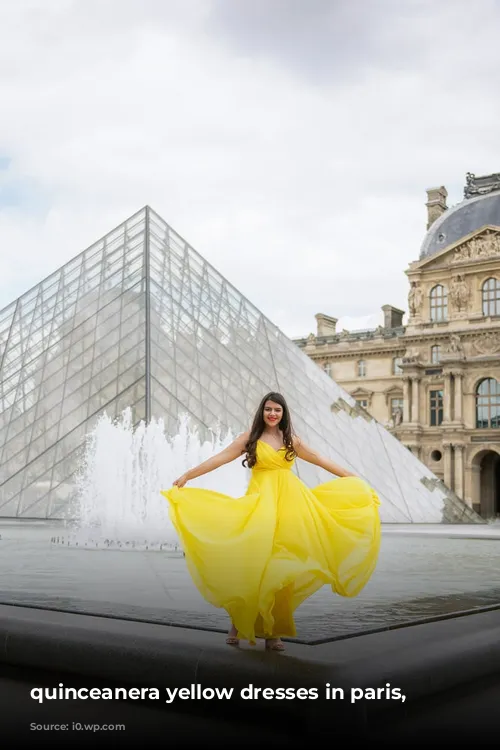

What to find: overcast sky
left=1, top=0, right=499, bottom=338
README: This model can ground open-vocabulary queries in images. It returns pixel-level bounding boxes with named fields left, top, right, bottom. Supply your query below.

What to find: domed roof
left=419, top=173, right=500, bottom=260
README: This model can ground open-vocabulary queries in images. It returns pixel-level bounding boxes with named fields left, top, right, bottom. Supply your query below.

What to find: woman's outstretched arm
left=173, top=431, right=250, bottom=487
left=293, top=436, right=356, bottom=478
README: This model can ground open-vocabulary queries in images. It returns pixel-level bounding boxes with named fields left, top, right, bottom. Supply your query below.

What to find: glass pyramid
left=0, top=207, right=481, bottom=523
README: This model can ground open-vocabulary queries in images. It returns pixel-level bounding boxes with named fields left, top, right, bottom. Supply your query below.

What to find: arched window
left=430, top=345, right=441, bottom=364
left=430, top=285, right=448, bottom=322
left=476, top=378, right=500, bottom=428
left=392, top=357, right=403, bottom=375
left=482, top=278, right=500, bottom=317
left=357, top=360, right=366, bottom=377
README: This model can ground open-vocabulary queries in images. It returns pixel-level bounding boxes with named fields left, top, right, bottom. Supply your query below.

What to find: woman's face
left=263, top=400, right=283, bottom=427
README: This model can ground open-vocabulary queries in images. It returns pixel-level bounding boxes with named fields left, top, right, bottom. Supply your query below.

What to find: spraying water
left=60, top=409, right=249, bottom=551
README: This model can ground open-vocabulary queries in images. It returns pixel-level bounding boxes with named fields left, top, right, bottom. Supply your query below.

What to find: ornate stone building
left=294, top=172, right=500, bottom=519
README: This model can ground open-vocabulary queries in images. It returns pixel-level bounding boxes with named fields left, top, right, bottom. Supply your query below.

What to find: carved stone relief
left=471, top=331, right=500, bottom=355
left=449, top=274, right=470, bottom=311
left=408, top=282, right=423, bottom=316
left=446, top=333, right=464, bottom=355
left=464, top=172, right=500, bottom=199
left=403, top=346, right=421, bottom=364
left=392, top=407, right=403, bottom=427
left=453, top=232, right=500, bottom=262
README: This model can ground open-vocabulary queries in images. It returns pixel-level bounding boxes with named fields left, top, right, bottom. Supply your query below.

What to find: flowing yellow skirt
left=161, top=456, right=380, bottom=644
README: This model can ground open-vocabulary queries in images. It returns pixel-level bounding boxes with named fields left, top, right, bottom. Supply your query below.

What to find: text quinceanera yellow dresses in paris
left=161, top=440, right=381, bottom=644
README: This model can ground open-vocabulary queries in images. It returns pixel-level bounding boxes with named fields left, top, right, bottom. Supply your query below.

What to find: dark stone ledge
left=2, top=602, right=500, bottom=740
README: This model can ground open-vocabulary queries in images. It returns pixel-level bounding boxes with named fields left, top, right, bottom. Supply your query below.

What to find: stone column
left=470, top=464, right=481, bottom=514
left=402, top=376, right=411, bottom=423
left=411, top=376, right=420, bottom=423
left=443, top=442, right=453, bottom=488
left=443, top=373, right=452, bottom=423
left=454, top=444, right=464, bottom=500
left=453, top=372, right=463, bottom=423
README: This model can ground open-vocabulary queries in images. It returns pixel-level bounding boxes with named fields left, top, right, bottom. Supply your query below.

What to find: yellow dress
left=161, top=440, right=381, bottom=644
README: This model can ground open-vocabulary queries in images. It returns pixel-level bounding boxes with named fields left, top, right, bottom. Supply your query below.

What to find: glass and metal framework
left=482, top=277, right=500, bottom=317
left=429, top=284, right=448, bottom=322
left=476, top=378, right=500, bottom=428
left=0, top=207, right=479, bottom=523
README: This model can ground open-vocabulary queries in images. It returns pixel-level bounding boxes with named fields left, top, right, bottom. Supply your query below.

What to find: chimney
left=426, top=186, right=448, bottom=229
left=382, top=305, right=404, bottom=329
left=315, top=313, right=338, bottom=337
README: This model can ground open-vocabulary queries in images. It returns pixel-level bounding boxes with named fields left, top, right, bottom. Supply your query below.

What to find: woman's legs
left=225, top=621, right=285, bottom=651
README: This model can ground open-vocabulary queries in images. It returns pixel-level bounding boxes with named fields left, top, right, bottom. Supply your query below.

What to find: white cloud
left=0, top=0, right=499, bottom=338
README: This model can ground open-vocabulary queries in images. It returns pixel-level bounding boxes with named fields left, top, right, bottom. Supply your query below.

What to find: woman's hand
left=173, top=473, right=189, bottom=488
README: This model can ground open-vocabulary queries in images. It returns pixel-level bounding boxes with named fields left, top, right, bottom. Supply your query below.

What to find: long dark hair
left=242, top=392, right=296, bottom=469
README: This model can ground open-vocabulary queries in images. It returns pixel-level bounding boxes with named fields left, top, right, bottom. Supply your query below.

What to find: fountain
left=54, top=409, right=249, bottom=552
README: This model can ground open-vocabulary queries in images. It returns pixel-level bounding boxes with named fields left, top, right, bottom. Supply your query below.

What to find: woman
left=161, top=392, right=380, bottom=652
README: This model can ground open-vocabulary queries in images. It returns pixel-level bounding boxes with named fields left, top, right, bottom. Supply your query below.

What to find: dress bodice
left=253, top=440, right=295, bottom=472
